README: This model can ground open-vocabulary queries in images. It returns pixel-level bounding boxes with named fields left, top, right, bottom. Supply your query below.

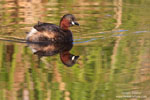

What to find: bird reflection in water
left=27, top=41, right=79, bottom=67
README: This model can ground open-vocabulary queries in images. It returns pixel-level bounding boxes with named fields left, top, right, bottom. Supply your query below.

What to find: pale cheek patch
left=71, top=21, right=75, bottom=25
left=72, top=56, right=75, bottom=61
left=26, top=27, right=38, bottom=39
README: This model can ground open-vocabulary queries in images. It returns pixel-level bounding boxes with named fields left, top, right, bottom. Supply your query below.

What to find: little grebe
left=26, top=14, right=79, bottom=42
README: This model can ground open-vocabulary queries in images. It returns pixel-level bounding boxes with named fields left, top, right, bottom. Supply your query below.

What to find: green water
left=0, top=0, right=150, bottom=100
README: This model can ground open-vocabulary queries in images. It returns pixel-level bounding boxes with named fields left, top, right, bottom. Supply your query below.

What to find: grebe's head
left=60, top=14, right=79, bottom=30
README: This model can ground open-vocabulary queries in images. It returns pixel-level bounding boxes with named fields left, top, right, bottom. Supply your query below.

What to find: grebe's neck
left=59, top=19, right=70, bottom=30
left=60, top=51, right=70, bottom=62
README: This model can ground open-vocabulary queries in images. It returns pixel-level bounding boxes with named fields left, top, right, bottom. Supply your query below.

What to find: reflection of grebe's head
left=60, top=51, right=79, bottom=67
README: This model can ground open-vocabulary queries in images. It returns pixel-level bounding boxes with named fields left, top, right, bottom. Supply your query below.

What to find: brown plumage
left=26, top=14, right=79, bottom=43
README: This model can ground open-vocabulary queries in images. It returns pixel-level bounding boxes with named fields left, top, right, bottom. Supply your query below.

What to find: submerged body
left=26, top=14, right=79, bottom=43
left=28, top=37, right=79, bottom=67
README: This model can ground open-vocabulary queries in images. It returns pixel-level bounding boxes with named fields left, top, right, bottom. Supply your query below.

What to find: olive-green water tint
left=0, top=0, right=150, bottom=100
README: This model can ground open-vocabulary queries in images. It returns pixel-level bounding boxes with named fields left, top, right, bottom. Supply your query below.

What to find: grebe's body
left=26, top=14, right=79, bottom=43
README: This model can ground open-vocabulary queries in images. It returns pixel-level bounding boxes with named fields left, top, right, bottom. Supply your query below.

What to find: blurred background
left=0, top=0, right=150, bottom=100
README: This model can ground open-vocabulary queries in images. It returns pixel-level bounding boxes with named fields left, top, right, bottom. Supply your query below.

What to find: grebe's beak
left=71, top=21, right=79, bottom=26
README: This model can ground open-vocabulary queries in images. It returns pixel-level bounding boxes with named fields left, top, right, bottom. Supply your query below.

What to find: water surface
left=0, top=0, right=150, bottom=100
